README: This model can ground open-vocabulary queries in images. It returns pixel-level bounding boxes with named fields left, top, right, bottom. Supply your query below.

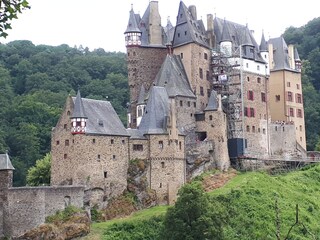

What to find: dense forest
left=0, top=41, right=128, bottom=186
left=0, top=17, right=320, bottom=186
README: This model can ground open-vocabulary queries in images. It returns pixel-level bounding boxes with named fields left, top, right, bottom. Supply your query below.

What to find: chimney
left=149, top=1, right=162, bottom=45
left=188, top=5, right=197, bottom=20
left=207, top=14, right=215, bottom=48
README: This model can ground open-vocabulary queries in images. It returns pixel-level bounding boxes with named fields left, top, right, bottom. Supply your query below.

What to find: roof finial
left=131, top=3, right=133, bottom=10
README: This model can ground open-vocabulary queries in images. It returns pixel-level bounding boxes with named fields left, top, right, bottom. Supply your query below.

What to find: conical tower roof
left=259, top=31, right=268, bottom=52
left=205, top=90, right=219, bottom=111
left=294, top=47, right=301, bottom=61
left=242, top=27, right=254, bottom=46
left=72, top=90, right=87, bottom=119
left=124, top=5, right=141, bottom=34
left=220, top=19, right=232, bottom=43
left=0, top=152, right=14, bottom=170
left=137, top=84, right=146, bottom=105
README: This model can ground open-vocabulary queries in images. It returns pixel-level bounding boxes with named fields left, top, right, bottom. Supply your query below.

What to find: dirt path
left=202, top=169, right=237, bottom=192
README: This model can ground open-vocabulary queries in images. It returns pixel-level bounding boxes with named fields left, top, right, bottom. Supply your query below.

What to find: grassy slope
left=83, top=164, right=320, bottom=239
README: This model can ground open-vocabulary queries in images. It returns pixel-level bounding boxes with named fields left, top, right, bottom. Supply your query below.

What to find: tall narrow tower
left=125, top=2, right=167, bottom=128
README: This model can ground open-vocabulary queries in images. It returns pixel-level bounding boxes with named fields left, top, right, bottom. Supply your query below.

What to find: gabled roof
left=214, top=17, right=265, bottom=62
left=268, top=37, right=293, bottom=71
left=154, top=54, right=195, bottom=98
left=259, top=32, right=268, bottom=52
left=205, top=90, right=219, bottom=111
left=71, top=90, right=87, bottom=119
left=173, top=1, right=210, bottom=49
left=138, top=86, right=170, bottom=135
left=0, top=153, right=14, bottom=170
left=124, top=6, right=141, bottom=34
left=72, top=97, right=128, bottom=136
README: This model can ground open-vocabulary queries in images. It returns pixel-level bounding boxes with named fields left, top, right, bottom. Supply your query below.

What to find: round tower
left=0, top=152, right=14, bottom=189
left=220, top=19, right=232, bottom=57
left=71, top=90, right=87, bottom=134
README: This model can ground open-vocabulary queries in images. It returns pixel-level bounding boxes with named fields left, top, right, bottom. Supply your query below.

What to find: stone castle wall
left=127, top=46, right=167, bottom=127
left=2, top=185, right=84, bottom=238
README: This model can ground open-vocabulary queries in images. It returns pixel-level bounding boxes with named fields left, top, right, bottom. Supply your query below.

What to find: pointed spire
left=0, top=152, right=14, bottom=170
left=137, top=84, right=146, bottom=105
left=294, top=47, right=301, bottom=61
left=72, top=90, right=87, bottom=119
left=205, top=90, right=219, bottom=111
left=124, top=5, right=141, bottom=34
left=242, top=27, right=253, bottom=46
left=259, top=31, right=268, bottom=52
left=220, top=19, right=232, bottom=43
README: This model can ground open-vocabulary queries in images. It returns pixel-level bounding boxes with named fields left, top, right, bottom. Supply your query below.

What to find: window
left=92, top=139, right=96, bottom=144
left=246, top=125, right=250, bottom=132
left=65, top=139, right=69, bottom=146
left=248, top=90, right=254, bottom=100
left=297, top=84, right=300, bottom=89
left=250, top=108, right=255, bottom=117
left=276, top=95, right=280, bottom=101
left=209, top=115, right=213, bottom=120
left=296, top=93, right=302, bottom=103
left=206, top=70, right=210, bottom=80
left=252, top=126, right=256, bottom=133
left=184, top=31, right=187, bottom=35
left=204, top=53, right=208, bottom=60
left=112, top=155, right=116, bottom=160
left=180, top=100, right=183, bottom=107
left=247, top=76, right=250, bottom=81
left=297, top=109, right=303, bottom=118
left=133, top=144, right=143, bottom=151
left=244, top=107, right=249, bottom=117
left=246, top=63, right=249, bottom=68
left=64, top=124, right=67, bottom=129
left=263, top=128, right=266, bottom=134
left=261, top=92, right=266, bottom=102
left=104, top=171, right=108, bottom=178
left=180, top=53, right=183, bottom=59
left=179, top=141, right=182, bottom=150
left=200, top=87, right=204, bottom=96
left=67, top=111, right=71, bottom=116
left=194, top=102, right=196, bottom=108
left=257, top=77, right=261, bottom=83
left=178, top=33, right=180, bottom=38
left=159, top=183, right=162, bottom=188
left=111, top=139, right=114, bottom=144
left=257, top=65, right=260, bottom=71
left=64, top=154, right=67, bottom=159
left=289, top=107, right=294, bottom=117
left=161, top=162, right=165, bottom=168
left=287, top=82, right=291, bottom=87
left=56, top=140, right=60, bottom=145
left=122, top=139, right=125, bottom=144
left=199, top=68, right=203, bottom=79
left=187, top=101, right=191, bottom=107
left=300, top=125, right=302, bottom=131
left=159, top=141, right=163, bottom=149
left=207, top=89, right=211, bottom=97
left=287, top=91, right=293, bottom=102
left=97, top=154, right=100, bottom=160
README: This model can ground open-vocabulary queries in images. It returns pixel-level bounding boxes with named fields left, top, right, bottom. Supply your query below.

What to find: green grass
left=82, top=164, right=320, bottom=239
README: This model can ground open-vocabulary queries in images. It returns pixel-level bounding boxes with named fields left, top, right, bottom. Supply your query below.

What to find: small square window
left=122, top=139, right=125, bottom=144
left=56, top=140, right=60, bottom=145
left=92, top=139, right=96, bottom=144
left=104, top=171, right=108, bottom=178
left=111, top=139, right=114, bottom=144
left=113, top=155, right=116, bottom=160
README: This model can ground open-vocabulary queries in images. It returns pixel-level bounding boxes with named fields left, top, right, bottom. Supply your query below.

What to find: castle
left=1, top=1, right=306, bottom=238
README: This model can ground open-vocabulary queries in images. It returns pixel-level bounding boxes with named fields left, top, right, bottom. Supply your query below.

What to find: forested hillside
left=283, top=17, right=320, bottom=150
left=0, top=40, right=128, bottom=186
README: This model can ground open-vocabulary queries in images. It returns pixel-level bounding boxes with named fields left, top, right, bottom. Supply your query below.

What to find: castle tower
left=172, top=1, right=212, bottom=112
left=125, top=2, right=167, bottom=128
left=70, top=90, right=87, bottom=134
left=220, top=19, right=232, bottom=57
left=0, top=152, right=14, bottom=189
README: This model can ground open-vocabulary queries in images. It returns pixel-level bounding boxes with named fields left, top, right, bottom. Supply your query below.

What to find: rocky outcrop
left=14, top=212, right=90, bottom=240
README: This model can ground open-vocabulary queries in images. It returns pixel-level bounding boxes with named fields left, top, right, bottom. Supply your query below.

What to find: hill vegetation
left=84, top=164, right=320, bottom=239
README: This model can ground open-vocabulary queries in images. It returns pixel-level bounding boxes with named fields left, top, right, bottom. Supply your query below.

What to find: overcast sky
left=2, top=0, right=319, bottom=52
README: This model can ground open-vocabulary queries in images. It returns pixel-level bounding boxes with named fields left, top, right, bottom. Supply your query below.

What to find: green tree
left=0, top=0, right=30, bottom=38
left=26, top=153, right=51, bottom=186
left=163, top=182, right=225, bottom=240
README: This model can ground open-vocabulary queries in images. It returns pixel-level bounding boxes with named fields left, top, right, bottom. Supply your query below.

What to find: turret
left=0, top=152, right=14, bottom=189
left=220, top=19, right=232, bottom=57
left=242, top=27, right=255, bottom=59
left=124, top=5, right=142, bottom=47
left=71, top=90, right=87, bottom=134
left=294, top=47, right=302, bottom=72
left=259, top=31, right=270, bottom=75
left=136, top=85, right=146, bottom=127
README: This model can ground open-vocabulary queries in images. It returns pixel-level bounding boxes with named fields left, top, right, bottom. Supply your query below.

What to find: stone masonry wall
left=4, top=186, right=84, bottom=238
left=127, top=46, right=167, bottom=127
left=51, top=97, right=129, bottom=206
left=147, top=134, right=185, bottom=205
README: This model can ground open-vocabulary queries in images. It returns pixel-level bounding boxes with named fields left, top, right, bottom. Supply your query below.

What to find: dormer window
left=98, top=120, right=104, bottom=127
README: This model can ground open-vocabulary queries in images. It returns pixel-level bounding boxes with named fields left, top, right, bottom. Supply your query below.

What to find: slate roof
left=259, top=32, right=268, bottom=52
left=294, top=47, right=301, bottom=61
left=173, top=1, right=210, bottom=49
left=154, top=54, right=195, bottom=98
left=72, top=90, right=87, bottom=119
left=72, top=97, right=128, bottom=136
left=126, top=128, right=147, bottom=139
left=137, top=84, right=146, bottom=105
left=214, top=17, right=265, bottom=62
left=205, top=90, right=219, bottom=111
left=124, top=6, right=141, bottom=34
left=138, top=86, right=170, bottom=135
left=0, top=153, right=14, bottom=170
left=268, top=37, right=297, bottom=71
